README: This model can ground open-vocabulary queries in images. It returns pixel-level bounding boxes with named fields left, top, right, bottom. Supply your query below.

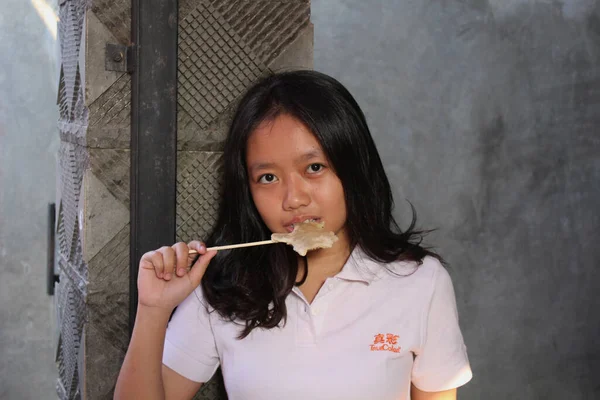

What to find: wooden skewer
left=188, top=239, right=276, bottom=254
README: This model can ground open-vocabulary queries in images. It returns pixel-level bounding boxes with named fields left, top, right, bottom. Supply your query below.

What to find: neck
left=297, top=240, right=352, bottom=281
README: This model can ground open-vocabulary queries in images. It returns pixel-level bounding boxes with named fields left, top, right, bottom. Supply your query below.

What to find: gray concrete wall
left=0, top=0, right=60, bottom=398
left=313, top=0, right=600, bottom=398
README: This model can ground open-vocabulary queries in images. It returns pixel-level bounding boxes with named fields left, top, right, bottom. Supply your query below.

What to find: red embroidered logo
left=370, top=333, right=401, bottom=353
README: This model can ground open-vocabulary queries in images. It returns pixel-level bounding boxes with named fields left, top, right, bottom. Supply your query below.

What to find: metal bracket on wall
left=105, top=43, right=134, bottom=73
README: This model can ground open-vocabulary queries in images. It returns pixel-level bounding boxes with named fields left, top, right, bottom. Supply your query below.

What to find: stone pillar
left=54, top=0, right=312, bottom=399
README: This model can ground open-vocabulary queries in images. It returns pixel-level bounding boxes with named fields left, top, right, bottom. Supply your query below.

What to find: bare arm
left=411, top=385, right=457, bottom=400
left=114, top=242, right=216, bottom=399
left=114, top=305, right=203, bottom=400
left=115, top=305, right=199, bottom=399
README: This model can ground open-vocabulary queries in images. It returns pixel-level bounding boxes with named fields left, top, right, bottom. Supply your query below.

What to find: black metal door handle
left=47, top=203, right=60, bottom=295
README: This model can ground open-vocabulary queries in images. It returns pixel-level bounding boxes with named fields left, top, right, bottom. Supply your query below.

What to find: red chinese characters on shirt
left=370, top=333, right=401, bottom=353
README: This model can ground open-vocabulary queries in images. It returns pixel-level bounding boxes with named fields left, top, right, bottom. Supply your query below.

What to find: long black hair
left=202, top=70, right=441, bottom=338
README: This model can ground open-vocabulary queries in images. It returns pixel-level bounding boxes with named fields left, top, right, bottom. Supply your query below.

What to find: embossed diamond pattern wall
left=55, top=0, right=88, bottom=398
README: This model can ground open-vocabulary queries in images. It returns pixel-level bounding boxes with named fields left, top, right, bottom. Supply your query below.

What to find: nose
left=282, top=174, right=311, bottom=211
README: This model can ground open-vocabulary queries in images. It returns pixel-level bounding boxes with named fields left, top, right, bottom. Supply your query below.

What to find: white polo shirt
left=163, top=247, right=473, bottom=399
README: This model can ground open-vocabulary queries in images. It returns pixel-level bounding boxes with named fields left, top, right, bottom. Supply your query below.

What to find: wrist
left=135, top=304, right=173, bottom=326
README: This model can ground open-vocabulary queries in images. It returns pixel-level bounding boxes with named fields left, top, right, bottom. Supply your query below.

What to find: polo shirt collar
left=334, top=245, right=383, bottom=285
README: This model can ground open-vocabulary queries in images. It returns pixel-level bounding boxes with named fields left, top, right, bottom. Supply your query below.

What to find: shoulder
left=370, top=256, right=457, bottom=306
left=382, top=255, right=447, bottom=286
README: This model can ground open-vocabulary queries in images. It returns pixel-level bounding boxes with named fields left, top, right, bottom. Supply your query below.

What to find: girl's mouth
left=286, top=218, right=321, bottom=232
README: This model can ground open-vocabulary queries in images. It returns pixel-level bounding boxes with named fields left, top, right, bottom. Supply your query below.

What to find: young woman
left=115, top=70, right=472, bottom=400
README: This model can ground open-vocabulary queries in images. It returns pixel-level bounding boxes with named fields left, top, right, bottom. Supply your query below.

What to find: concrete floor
left=0, top=0, right=60, bottom=398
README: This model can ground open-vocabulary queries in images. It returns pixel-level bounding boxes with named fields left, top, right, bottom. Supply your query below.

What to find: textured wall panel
left=177, top=106, right=232, bottom=151
left=58, top=0, right=87, bottom=126
left=57, top=66, right=88, bottom=131
left=178, top=3, right=264, bottom=130
left=88, top=148, right=130, bottom=207
left=177, top=0, right=314, bottom=150
left=55, top=274, right=85, bottom=400
left=56, top=0, right=89, bottom=398
left=90, top=0, right=130, bottom=46
left=56, top=203, right=70, bottom=263
left=176, top=152, right=224, bottom=243
left=84, top=323, right=126, bottom=399
left=81, top=171, right=129, bottom=262
left=56, top=205, right=88, bottom=297
left=85, top=225, right=130, bottom=399
left=55, top=212, right=87, bottom=398
left=87, top=224, right=129, bottom=292
left=209, top=0, right=311, bottom=66
left=87, top=74, right=131, bottom=149
left=58, top=141, right=89, bottom=264
left=268, top=21, right=314, bottom=71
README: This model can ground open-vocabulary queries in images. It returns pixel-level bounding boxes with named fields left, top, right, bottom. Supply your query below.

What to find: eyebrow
left=248, top=149, right=324, bottom=173
left=298, top=149, right=323, bottom=162
left=248, top=162, right=276, bottom=173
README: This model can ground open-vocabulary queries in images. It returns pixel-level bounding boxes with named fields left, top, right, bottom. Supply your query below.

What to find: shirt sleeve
left=411, top=259, right=473, bottom=391
left=162, top=287, right=220, bottom=383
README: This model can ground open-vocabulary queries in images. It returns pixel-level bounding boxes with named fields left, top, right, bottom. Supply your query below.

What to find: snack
left=193, top=221, right=338, bottom=255
left=272, top=221, right=338, bottom=256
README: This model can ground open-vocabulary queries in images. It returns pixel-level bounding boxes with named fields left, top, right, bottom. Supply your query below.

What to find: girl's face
left=246, top=113, right=349, bottom=250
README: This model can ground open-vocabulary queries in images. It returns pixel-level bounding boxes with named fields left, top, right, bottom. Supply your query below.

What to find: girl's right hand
left=137, top=241, right=217, bottom=312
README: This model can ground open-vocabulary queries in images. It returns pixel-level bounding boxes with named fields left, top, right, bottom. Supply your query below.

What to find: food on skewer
left=271, top=220, right=338, bottom=256
left=189, top=221, right=338, bottom=256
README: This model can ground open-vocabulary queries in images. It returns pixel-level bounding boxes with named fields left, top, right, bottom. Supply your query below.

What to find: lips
left=284, top=216, right=321, bottom=232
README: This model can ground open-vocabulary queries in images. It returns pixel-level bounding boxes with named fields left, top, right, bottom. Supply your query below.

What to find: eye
left=258, top=173, right=278, bottom=184
left=307, top=163, right=324, bottom=174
